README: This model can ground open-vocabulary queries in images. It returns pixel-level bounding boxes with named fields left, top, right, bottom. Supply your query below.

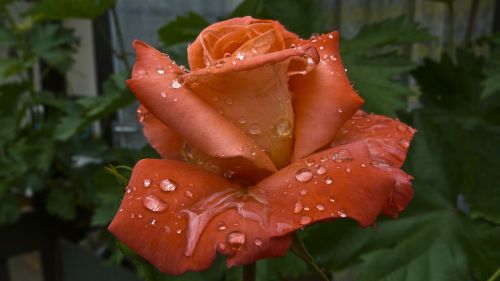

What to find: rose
left=109, top=17, right=415, bottom=275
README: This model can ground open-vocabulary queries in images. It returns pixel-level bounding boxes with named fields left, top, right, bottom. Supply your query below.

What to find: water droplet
left=156, top=67, right=165, bottom=75
left=397, top=124, right=407, bottom=132
left=176, top=228, right=183, bottom=234
left=143, top=179, right=151, bottom=188
left=235, top=52, right=245, bottom=60
left=293, top=201, right=303, bottom=213
left=125, top=186, right=132, bottom=194
left=138, top=214, right=143, bottom=218
left=143, top=194, right=168, bottom=212
left=223, top=170, right=235, bottom=179
left=171, top=79, right=181, bottom=89
left=330, top=55, right=337, bottom=61
left=371, top=160, right=391, bottom=168
left=295, top=168, right=313, bottom=182
left=329, top=196, right=336, bottom=203
left=300, top=189, right=307, bottom=196
left=324, top=176, right=334, bottom=185
left=217, top=242, right=227, bottom=252
left=150, top=218, right=156, bottom=225
left=303, top=206, right=310, bottom=211
left=319, top=46, right=324, bottom=50
left=316, top=165, right=327, bottom=175
left=398, top=139, right=410, bottom=148
left=248, top=123, right=262, bottom=135
left=346, top=167, right=351, bottom=173
left=226, top=231, right=245, bottom=250
left=251, top=48, right=258, bottom=54
left=337, top=209, right=348, bottom=217
left=361, top=163, right=367, bottom=168
left=307, top=57, right=314, bottom=65
left=254, top=238, right=263, bottom=246
left=275, top=118, right=292, bottom=137
left=306, top=159, right=315, bottom=167
left=237, top=116, right=247, bottom=124
left=217, top=221, right=227, bottom=231
left=299, top=215, right=312, bottom=225
left=160, top=92, right=167, bottom=98
left=316, top=204, right=325, bottom=211
left=328, top=34, right=334, bottom=39
left=275, top=222, right=293, bottom=233
left=184, top=190, right=193, bottom=198
left=160, top=179, right=177, bottom=192
left=337, top=108, right=343, bottom=113
left=320, top=155, right=328, bottom=162
left=332, top=149, right=352, bottom=162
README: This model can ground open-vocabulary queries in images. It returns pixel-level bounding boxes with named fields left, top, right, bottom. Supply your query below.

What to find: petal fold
left=252, top=141, right=413, bottom=235
left=127, top=40, right=276, bottom=173
left=290, top=32, right=364, bottom=161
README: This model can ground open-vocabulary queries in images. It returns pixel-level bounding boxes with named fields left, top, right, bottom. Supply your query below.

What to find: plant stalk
left=291, top=232, right=330, bottom=281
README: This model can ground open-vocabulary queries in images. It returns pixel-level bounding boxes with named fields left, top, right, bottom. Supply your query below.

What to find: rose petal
left=331, top=111, right=416, bottom=169
left=127, top=40, right=277, bottom=173
left=290, top=32, right=364, bottom=161
left=188, top=16, right=299, bottom=70
left=137, top=105, right=183, bottom=160
left=182, top=46, right=319, bottom=169
left=108, top=159, right=291, bottom=275
left=252, top=141, right=413, bottom=232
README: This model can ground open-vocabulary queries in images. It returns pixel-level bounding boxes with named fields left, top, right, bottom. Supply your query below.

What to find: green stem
left=243, top=263, right=256, bottom=281
left=291, top=232, right=330, bottom=281
left=487, top=268, right=500, bottom=281
left=110, top=6, right=131, bottom=70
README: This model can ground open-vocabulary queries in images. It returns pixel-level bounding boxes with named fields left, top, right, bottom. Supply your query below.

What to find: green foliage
left=158, top=12, right=209, bottom=47
left=28, top=23, right=79, bottom=73
left=341, top=16, right=434, bottom=116
left=31, top=0, right=116, bottom=20
left=231, top=0, right=329, bottom=38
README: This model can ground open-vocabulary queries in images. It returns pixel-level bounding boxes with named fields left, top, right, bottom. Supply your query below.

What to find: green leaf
left=158, top=12, right=209, bottom=47
left=0, top=26, right=16, bottom=47
left=341, top=16, right=434, bottom=115
left=30, top=0, right=115, bottom=20
left=356, top=212, right=500, bottom=281
left=54, top=72, right=134, bottom=141
left=28, top=23, right=79, bottom=73
left=0, top=195, right=21, bottom=225
left=45, top=187, right=77, bottom=220
left=231, top=0, right=328, bottom=38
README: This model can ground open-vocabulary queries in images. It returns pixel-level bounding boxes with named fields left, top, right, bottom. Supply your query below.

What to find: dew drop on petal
left=184, top=190, right=193, bottom=198
left=316, top=204, right=325, bottom=211
left=251, top=48, right=258, bottom=54
left=324, top=176, right=334, bottom=185
left=142, top=194, right=168, bottom=212
left=398, top=139, right=410, bottom=148
left=223, top=170, right=235, bottom=179
left=171, top=79, right=181, bottom=89
left=295, top=168, right=313, bottom=182
left=329, top=196, right=336, bottom=203
left=238, top=116, right=247, bottom=124
left=217, top=221, right=227, bottom=231
left=217, top=242, right=227, bottom=252
left=156, top=67, right=165, bottom=75
left=346, top=167, right=351, bottom=173
left=337, top=209, right=348, bottom=217
left=300, top=189, right=307, bottom=196
left=306, top=159, right=315, bottom=167
left=293, top=201, right=303, bottom=213
left=226, top=231, right=245, bottom=250
left=235, top=52, right=245, bottom=60
left=337, top=108, right=343, bottom=113
left=397, top=124, right=407, bottom=132
left=316, top=165, right=327, bottom=175
left=320, top=155, right=328, bottom=162
left=275, top=118, right=292, bottom=137
left=143, top=179, right=151, bottom=188
left=332, top=149, right=353, bottom=163
left=254, top=238, right=263, bottom=246
left=150, top=218, right=156, bottom=225
left=299, top=215, right=312, bottom=225
left=160, top=179, right=177, bottom=192
left=248, top=123, right=262, bottom=135
left=176, top=228, right=183, bottom=234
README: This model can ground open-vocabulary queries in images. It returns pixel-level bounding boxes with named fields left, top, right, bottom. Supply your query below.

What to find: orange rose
left=109, top=17, right=414, bottom=275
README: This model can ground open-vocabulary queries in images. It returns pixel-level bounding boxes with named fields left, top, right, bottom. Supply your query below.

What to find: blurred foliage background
left=0, top=0, right=499, bottom=281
